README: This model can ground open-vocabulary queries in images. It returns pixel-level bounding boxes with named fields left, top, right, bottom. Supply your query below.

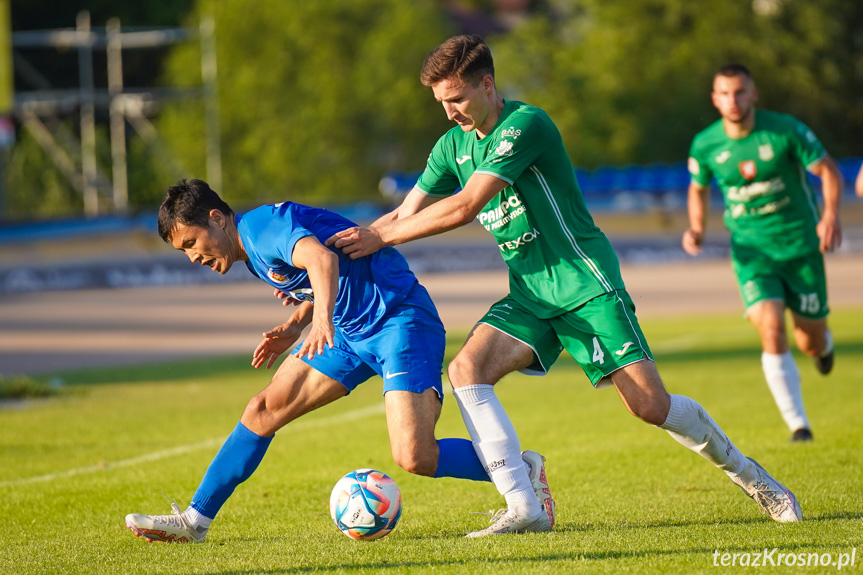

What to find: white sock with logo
left=659, top=394, right=756, bottom=483
left=762, top=352, right=809, bottom=432
left=452, top=384, right=540, bottom=516
left=184, top=507, right=212, bottom=529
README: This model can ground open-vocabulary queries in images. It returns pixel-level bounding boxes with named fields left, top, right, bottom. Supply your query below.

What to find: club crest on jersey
left=267, top=268, right=288, bottom=283
left=738, top=160, right=757, bottom=180
left=494, top=140, right=514, bottom=157
left=758, top=144, right=774, bottom=161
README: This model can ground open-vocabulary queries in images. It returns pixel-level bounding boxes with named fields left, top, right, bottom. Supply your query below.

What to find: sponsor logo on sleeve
left=688, top=157, right=700, bottom=175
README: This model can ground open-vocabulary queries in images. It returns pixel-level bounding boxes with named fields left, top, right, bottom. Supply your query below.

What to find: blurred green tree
left=6, top=0, right=861, bottom=218
left=151, top=0, right=454, bottom=207
left=4, top=130, right=83, bottom=218
left=491, top=0, right=863, bottom=168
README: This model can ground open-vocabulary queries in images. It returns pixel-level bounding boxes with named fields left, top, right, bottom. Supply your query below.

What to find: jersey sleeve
left=787, top=118, right=826, bottom=170
left=687, top=137, right=713, bottom=187
left=416, top=134, right=461, bottom=197
left=271, top=206, right=315, bottom=267
left=474, top=111, right=545, bottom=185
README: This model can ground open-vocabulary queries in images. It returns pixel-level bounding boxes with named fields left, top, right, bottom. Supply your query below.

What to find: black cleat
left=814, top=350, right=834, bottom=375
left=791, top=428, right=813, bottom=442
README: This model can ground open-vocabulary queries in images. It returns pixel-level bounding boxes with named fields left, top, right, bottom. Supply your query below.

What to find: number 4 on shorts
left=592, top=336, right=605, bottom=364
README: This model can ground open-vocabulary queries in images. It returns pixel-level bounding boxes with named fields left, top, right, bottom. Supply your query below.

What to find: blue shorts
left=294, top=283, right=446, bottom=402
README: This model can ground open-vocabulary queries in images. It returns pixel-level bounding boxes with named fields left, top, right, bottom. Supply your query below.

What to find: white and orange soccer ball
left=329, top=469, right=402, bottom=540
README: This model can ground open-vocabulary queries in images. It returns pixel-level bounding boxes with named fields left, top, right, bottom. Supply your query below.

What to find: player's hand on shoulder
left=817, top=211, right=842, bottom=253
left=682, top=228, right=704, bottom=256
left=325, top=227, right=384, bottom=259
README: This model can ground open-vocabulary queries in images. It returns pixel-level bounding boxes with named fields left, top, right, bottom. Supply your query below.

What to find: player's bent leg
left=384, top=388, right=442, bottom=476
left=612, top=360, right=801, bottom=522
left=449, top=323, right=550, bottom=536
left=747, top=299, right=789, bottom=354
left=610, top=359, right=670, bottom=425
left=126, top=357, right=348, bottom=543
left=241, top=355, right=349, bottom=436
left=791, top=313, right=833, bottom=376
left=748, top=300, right=810, bottom=437
left=384, top=388, right=490, bottom=481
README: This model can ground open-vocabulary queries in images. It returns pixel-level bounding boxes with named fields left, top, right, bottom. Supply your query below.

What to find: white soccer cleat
left=731, top=458, right=802, bottom=523
left=466, top=507, right=551, bottom=538
left=125, top=500, right=207, bottom=543
left=522, top=450, right=556, bottom=529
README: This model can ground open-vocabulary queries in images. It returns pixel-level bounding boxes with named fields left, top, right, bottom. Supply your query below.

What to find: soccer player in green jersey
left=329, top=35, right=802, bottom=535
left=683, top=64, right=843, bottom=443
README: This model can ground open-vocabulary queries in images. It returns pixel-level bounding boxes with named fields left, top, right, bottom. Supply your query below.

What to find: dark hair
left=420, top=34, right=494, bottom=87
left=157, top=179, right=234, bottom=242
left=716, top=63, right=753, bottom=81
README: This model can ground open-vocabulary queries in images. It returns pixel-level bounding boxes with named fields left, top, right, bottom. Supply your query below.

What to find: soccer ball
left=329, top=469, right=402, bottom=540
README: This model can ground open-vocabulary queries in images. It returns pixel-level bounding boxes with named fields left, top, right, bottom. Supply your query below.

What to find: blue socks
left=433, top=438, right=491, bottom=482
left=189, top=426, right=486, bottom=520
left=190, top=422, right=273, bottom=519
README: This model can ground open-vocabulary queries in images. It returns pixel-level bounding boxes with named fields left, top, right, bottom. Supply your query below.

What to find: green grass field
left=2, top=308, right=862, bottom=574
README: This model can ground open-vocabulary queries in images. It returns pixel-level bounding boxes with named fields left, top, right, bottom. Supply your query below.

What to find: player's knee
left=447, top=354, right=476, bottom=387
left=241, top=394, right=277, bottom=435
left=629, top=395, right=670, bottom=426
left=391, top=447, right=435, bottom=476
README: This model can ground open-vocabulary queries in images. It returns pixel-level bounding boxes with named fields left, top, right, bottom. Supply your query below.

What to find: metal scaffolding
left=10, top=11, right=221, bottom=216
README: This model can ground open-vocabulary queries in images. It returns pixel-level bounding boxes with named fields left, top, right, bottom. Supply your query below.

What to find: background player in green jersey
left=329, top=35, right=802, bottom=536
left=683, top=64, right=844, bottom=443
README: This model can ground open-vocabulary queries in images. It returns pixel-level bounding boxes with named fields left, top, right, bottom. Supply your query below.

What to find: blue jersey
left=237, top=202, right=418, bottom=339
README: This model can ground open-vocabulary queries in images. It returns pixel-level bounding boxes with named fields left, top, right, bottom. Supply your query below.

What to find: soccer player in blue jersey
left=125, top=178, right=546, bottom=543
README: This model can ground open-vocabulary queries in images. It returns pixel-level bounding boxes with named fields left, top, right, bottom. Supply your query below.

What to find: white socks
left=761, top=352, right=809, bottom=432
left=821, top=329, right=834, bottom=357
left=184, top=507, right=212, bottom=529
left=453, top=384, right=540, bottom=516
left=660, top=394, right=755, bottom=484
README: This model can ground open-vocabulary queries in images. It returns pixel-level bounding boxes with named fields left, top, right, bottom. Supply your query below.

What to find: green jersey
left=416, top=99, right=624, bottom=318
left=688, top=110, right=826, bottom=260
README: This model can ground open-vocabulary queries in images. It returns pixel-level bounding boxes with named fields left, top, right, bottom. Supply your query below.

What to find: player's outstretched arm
left=290, top=236, right=338, bottom=359
left=682, top=181, right=710, bottom=256
left=327, top=174, right=508, bottom=259
left=809, top=154, right=843, bottom=253
left=252, top=301, right=314, bottom=369
left=369, top=187, right=442, bottom=228
left=333, top=188, right=444, bottom=257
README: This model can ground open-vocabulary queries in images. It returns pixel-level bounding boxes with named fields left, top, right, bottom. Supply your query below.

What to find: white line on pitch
left=0, top=403, right=385, bottom=488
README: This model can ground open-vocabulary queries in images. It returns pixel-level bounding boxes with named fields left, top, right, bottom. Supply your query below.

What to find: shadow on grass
left=199, top=534, right=863, bottom=574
